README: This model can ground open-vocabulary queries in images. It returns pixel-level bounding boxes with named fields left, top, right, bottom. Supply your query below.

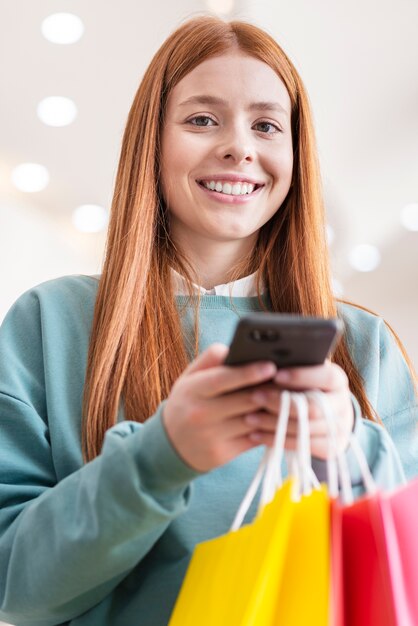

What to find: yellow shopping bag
left=169, top=479, right=330, bottom=626
left=272, top=482, right=330, bottom=625
left=169, top=478, right=295, bottom=626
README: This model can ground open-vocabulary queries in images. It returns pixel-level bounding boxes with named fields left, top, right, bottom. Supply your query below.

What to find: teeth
left=202, top=180, right=256, bottom=195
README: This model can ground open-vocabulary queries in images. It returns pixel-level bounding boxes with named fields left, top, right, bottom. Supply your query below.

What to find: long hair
left=82, top=16, right=416, bottom=461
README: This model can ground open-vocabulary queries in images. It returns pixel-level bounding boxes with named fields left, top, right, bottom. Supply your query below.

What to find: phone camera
left=249, top=329, right=280, bottom=342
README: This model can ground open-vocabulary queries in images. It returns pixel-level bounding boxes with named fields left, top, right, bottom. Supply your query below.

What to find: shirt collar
left=171, top=268, right=264, bottom=297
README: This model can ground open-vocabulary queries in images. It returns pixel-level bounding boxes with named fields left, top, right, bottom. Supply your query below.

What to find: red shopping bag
left=336, top=477, right=418, bottom=626
left=380, top=478, right=418, bottom=624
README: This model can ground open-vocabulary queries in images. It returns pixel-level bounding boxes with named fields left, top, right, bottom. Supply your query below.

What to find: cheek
left=161, top=129, right=204, bottom=185
left=269, top=148, right=294, bottom=189
left=160, top=137, right=198, bottom=212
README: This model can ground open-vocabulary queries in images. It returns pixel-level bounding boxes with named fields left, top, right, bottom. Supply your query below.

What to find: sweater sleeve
left=0, top=292, right=201, bottom=625
left=312, top=308, right=417, bottom=488
left=375, top=318, right=418, bottom=481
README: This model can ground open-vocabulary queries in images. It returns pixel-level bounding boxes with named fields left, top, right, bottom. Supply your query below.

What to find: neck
left=172, top=231, right=257, bottom=290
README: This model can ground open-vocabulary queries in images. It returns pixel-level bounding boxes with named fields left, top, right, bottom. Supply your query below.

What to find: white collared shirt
left=171, top=268, right=264, bottom=297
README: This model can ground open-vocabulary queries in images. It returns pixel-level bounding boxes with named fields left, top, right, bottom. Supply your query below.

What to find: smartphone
left=224, top=313, right=344, bottom=369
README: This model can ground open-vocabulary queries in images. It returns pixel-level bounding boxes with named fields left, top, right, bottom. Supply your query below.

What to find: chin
left=210, top=226, right=257, bottom=242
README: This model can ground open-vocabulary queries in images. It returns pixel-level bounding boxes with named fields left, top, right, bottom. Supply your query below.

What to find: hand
left=163, top=344, right=277, bottom=472
left=240, top=360, right=354, bottom=460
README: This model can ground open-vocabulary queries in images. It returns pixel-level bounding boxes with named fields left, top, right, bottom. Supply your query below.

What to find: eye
left=187, top=115, right=217, bottom=127
left=253, top=121, right=281, bottom=134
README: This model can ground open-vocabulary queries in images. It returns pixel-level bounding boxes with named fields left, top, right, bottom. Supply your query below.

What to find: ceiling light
left=205, top=0, right=235, bottom=15
left=41, top=13, right=84, bottom=45
left=37, top=96, right=78, bottom=127
left=11, top=163, right=50, bottom=192
left=400, top=203, right=418, bottom=232
left=348, top=244, right=381, bottom=272
left=72, top=204, right=109, bottom=233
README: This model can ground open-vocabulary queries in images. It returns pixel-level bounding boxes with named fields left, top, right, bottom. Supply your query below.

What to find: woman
left=0, top=15, right=416, bottom=626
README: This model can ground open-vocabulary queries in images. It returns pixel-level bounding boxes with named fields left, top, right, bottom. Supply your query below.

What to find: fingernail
left=259, top=363, right=276, bottom=377
left=275, top=370, right=290, bottom=382
left=245, top=414, right=260, bottom=425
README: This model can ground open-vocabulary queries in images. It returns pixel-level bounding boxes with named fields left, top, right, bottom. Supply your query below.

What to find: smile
left=197, top=179, right=263, bottom=196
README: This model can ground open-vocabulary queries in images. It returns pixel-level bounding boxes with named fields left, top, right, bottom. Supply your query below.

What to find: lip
left=196, top=173, right=266, bottom=186
left=196, top=180, right=264, bottom=204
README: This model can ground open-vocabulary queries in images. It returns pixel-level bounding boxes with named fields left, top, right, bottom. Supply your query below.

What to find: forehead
left=167, top=52, right=291, bottom=115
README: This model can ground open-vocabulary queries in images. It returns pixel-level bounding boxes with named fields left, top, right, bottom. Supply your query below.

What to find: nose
left=215, top=124, right=255, bottom=164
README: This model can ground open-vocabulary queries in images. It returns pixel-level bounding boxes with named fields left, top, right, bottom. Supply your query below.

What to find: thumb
left=185, top=343, right=229, bottom=375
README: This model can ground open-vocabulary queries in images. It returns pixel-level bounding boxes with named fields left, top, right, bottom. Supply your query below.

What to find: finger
left=203, top=412, right=274, bottom=446
left=251, top=387, right=344, bottom=421
left=190, top=360, right=277, bottom=399
left=248, top=431, right=330, bottom=458
left=283, top=434, right=328, bottom=457
left=273, top=360, right=349, bottom=392
left=184, top=343, right=229, bottom=374
left=286, top=415, right=327, bottom=437
left=246, top=427, right=346, bottom=460
left=204, top=387, right=281, bottom=422
left=216, top=409, right=293, bottom=443
left=243, top=410, right=328, bottom=438
left=243, top=410, right=278, bottom=432
left=248, top=431, right=298, bottom=448
left=220, top=413, right=264, bottom=440
left=246, top=388, right=351, bottom=441
left=227, top=432, right=272, bottom=458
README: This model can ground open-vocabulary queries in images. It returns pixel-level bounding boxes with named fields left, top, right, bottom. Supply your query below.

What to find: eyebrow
left=178, top=95, right=289, bottom=115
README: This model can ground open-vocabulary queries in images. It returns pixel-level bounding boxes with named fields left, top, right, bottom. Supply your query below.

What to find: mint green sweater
left=0, top=275, right=416, bottom=626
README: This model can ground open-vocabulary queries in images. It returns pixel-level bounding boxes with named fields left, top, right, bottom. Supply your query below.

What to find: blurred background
left=0, top=0, right=417, bottom=368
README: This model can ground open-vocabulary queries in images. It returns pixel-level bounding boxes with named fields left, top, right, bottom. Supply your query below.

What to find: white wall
left=342, top=230, right=418, bottom=368
left=0, top=200, right=104, bottom=321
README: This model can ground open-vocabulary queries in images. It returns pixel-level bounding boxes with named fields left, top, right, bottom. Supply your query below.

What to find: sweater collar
left=171, top=268, right=264, bottom=297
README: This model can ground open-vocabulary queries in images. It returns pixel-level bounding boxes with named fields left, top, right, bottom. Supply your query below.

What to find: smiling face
left=160, top=52, right=294, bottom=267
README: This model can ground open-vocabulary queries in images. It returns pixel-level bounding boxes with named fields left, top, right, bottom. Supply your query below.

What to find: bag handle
left=231, top=390, right=292, bottom=531
left=260, top=391, right=318, bottom=508
left=231, top=390, right=318, bottom=531
left=230, top=388, right=381, bottom=531
left=307, top=391, right=378, bottom=503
